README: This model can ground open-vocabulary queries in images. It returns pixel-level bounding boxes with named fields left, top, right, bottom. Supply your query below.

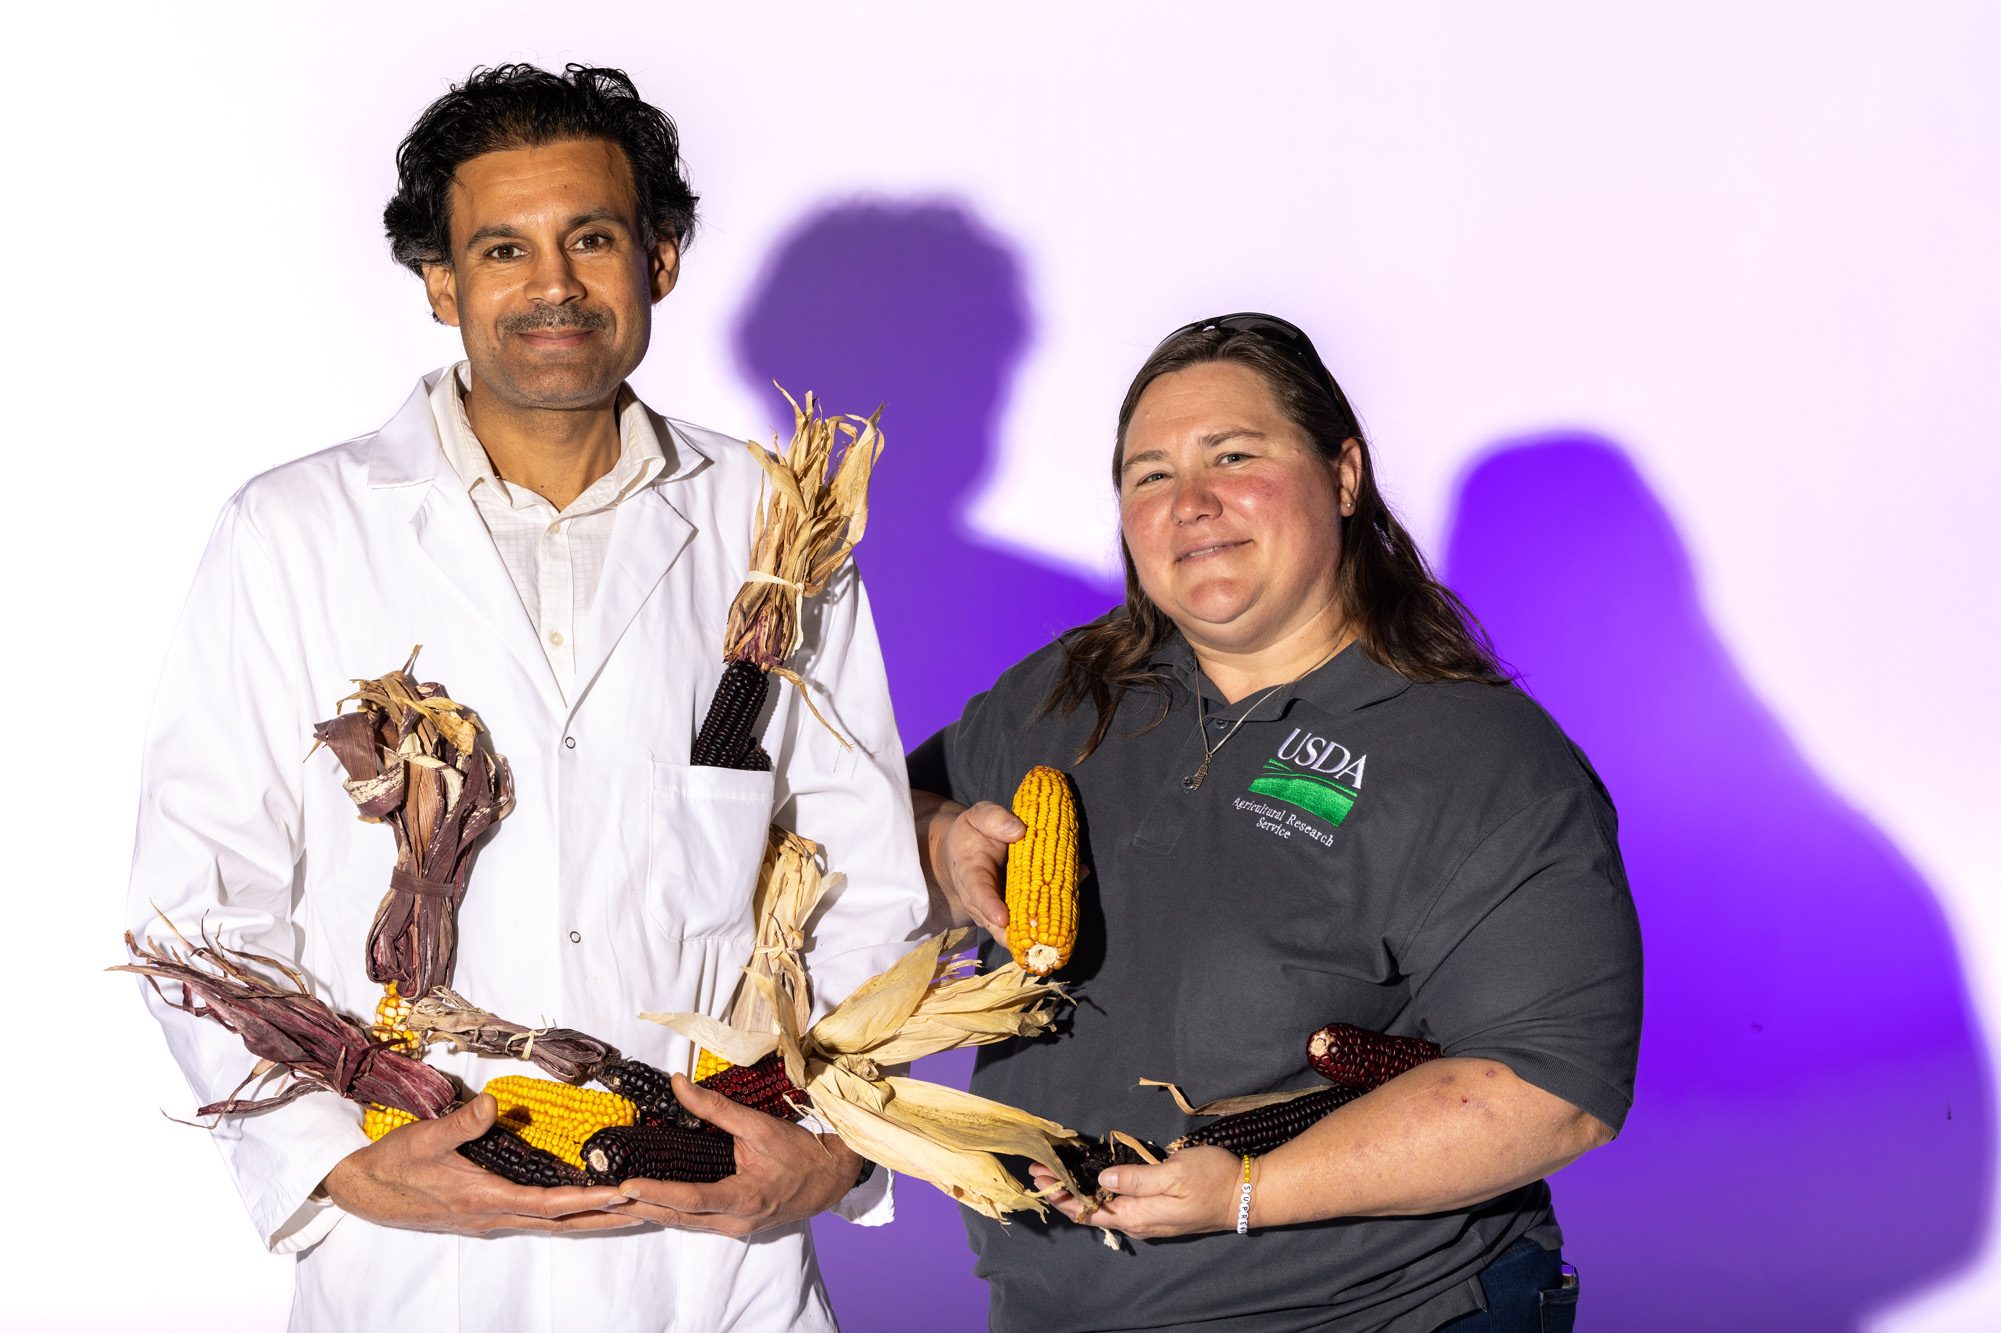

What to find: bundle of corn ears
left=647, top=928, right=1086, bottom=1219
left=113, top=919, right=455, bottom=1120
left=405, top=986, right=620, bottom=1085
left=311, top=647, right=515, bottom=998
left=691, top=387, right=883, bottom=770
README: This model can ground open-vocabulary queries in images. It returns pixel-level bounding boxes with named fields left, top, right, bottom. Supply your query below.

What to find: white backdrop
left=5, top=3, right=1996, bottom=1329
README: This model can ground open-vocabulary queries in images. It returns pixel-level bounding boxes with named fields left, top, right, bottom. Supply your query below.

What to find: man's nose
left=528, top=249, right=586, bottom=305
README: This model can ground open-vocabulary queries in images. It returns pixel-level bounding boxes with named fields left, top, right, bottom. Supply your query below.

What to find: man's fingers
left=617, top=1173, right=745, bottom=1217
left=965, top=801, right=1027, bottom=845
left=670, top=1074, right=765, bottom=1141
left=430, top=1093, right=498, bottom=1148
left=487, top=1182, right=633, bottom=1219
left=485, top=1209, right=648, bottom=1235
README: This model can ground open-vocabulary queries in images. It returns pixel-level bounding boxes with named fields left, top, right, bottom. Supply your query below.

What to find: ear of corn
left=1168, top=1086, right=1362, bottom=1156
left=1005, top=766, right=1080, bottom=976
left=697, top=1052, right=807, bottom=1122
left=595, top=1058, right=685, bottom=1126
left=691, top=659, right=774, bottom=771
left=370, top=983, right=418, bottom=1053
left=362, top=1102, right=418, bottom=1140
left=484, top=1075, right=638, bottom=1170
left=582, top=1124, right=737, bottom=1185
left=692, top=1049, right=734, bottom=1083
left=1306, top=1024, right=1442, bottom=1088
left=458, top=1126, right=587, bottom=1187
left=1055, top=1134, right=1165, bottom=1202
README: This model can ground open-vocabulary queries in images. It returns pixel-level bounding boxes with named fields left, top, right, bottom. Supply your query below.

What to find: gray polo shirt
left=909, top=632, right=1641, bottom=1333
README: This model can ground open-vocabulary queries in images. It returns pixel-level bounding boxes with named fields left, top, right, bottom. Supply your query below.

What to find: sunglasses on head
left=1160, top=311, right=1353, bottom=419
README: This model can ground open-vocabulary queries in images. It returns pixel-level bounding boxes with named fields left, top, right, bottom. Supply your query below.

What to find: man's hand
left=1027, top=1145, right=1243, bottom=1241
left=610, top=1075, right=865, bottom=1238
left=914, top=792, right=1023, bottom=947
left=322, top=1094, right=639, bottom=1236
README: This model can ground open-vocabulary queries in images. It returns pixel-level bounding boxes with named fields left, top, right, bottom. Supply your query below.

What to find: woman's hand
left=913, top=791, right=1023, bottom=948
left=1028, top=1145, right=1245, bottom=1240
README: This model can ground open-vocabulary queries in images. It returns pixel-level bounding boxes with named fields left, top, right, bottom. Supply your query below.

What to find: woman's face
left=1118, top=360, right=1358, bottom=659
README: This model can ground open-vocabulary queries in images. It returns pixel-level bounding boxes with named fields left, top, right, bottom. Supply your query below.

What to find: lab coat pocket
left=645, top=762, right=776, bottom=940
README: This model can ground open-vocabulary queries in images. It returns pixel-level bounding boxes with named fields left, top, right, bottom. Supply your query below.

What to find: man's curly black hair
left=383, top=63, right=699, bottom=275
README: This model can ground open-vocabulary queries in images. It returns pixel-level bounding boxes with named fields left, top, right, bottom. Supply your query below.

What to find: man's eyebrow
left=463, top=210, right=632, bottom=251
left=1119, top=447, right=1168, bottom=475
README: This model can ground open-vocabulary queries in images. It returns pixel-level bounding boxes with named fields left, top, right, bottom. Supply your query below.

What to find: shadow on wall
left=732, top=199, right=1121, bottom=749
left=1443, top=435, right=1992, bottom=1331
left=734, top=201, right=1120, bottom=1331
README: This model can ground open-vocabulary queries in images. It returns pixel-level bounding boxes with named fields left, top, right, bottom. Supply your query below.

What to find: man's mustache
left=501, top=307, right=611, bottom=333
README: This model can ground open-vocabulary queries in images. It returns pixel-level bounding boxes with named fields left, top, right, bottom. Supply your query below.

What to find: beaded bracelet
left=1235, top=1154, right=1254, bottom=1235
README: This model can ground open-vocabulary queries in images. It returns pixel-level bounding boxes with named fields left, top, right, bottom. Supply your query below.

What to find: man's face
left=423, top=138, right=677, bottom=411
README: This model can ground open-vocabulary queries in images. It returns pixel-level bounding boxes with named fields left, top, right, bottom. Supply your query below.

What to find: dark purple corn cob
left=583, top=1124, right=738, bottom=1184
left=459, top=1127, right=587, bottom=1186
left=696, top=1054, right=808, bottom=1122
left=1055, top=1134, right=1166, bottom=1201
left=594, top=1059, right=686, bottom=1126
left=691, top=660, right=774, bottom=771
left=1167, top=1085, right=1364, bottom=1156
left=1306, top=1024, right=1443, bottom=1089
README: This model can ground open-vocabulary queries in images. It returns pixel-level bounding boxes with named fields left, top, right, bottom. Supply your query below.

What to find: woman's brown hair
left=1046, top=320, right=1508, bottom=761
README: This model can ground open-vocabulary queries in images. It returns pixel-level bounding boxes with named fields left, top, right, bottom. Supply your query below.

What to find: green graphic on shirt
left=1249, top=759, right=1359, bottom=826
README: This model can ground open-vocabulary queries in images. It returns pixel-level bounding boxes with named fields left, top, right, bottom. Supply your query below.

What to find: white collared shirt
left=429, top=362, right=665, bottom=702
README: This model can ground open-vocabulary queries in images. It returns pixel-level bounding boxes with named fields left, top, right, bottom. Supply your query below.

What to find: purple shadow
left=1443, top=434, right=1991, bottom=1330
left=733, top=201, right=1119, bottom=1331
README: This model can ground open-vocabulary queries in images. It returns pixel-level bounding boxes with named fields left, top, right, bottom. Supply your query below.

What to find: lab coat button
left=564, top=736, right=577, bottom=749
left=568, top=930, right=582, bottom=944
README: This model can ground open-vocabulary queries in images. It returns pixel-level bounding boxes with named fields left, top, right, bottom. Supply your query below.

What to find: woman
left=910, top=314, right=1641, bottom=1332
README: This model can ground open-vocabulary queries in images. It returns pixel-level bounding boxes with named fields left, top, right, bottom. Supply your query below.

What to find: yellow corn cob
left=693, top=1049, right=734, bottom=1082
left=1005, top=765, right=1080, bottom=976
left=363, top=1102, right=418, bottom=1141
left=371, top=983, right=417, bottom=1053
left=484, top=1075, right=638, bottom=1170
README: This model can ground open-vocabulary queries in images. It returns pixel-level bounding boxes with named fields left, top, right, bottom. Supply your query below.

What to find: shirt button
left=568, top=930, right=582, bottom=944
left=546, top=521, right=561, bottom=535
left=564, top=735, right=577, bottom=749
left=548, top=630, right=565, bottom=647
left=1211, top=719, right=1229, bottom=730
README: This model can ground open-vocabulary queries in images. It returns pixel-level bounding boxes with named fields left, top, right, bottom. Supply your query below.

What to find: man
left=129, top=64, right=926, bottom=1331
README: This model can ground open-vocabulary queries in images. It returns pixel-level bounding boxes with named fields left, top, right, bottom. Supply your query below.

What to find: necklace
left=1182, top=640, right=1346, bottom=791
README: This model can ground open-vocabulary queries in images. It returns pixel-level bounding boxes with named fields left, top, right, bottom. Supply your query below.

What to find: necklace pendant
left=1184, top=759, right=1209, bottom=791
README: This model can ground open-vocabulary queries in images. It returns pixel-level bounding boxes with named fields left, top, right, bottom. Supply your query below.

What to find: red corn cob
left=1168, top=1086, right=1363, bottom=1156
left=695, top=1053, right=807, bottom=1122
left=1306, top=1024, right=1443, bottom=1089
left=583, top=1124, right=738, bottom=1184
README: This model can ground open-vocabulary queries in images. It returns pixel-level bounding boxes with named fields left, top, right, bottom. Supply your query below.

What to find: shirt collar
left=1149, top=625, right=1412, bottom=716
left=428, top=361, right=667, bottom=513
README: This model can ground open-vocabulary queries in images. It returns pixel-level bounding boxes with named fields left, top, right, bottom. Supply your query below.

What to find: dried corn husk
left=722, top=388, right=882, bottom=723
left=1136, top=1077, right=1336, bottom=1118
left=311, top=647, right=515, bottom=998
left=718, top=828, right=830, bottom=1071
left=113, top=918, right=456, bottom=1120
left=404, top=986, right=620, bottom=1084
left=646, top=929, right=1084, bottom=1219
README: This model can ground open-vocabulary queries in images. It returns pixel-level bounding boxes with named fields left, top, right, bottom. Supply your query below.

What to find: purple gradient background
left=740, top=205, right=1992, bottom=1331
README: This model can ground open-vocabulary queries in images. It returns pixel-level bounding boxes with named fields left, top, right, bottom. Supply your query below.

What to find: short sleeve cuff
left=1450, top=1045, right=1633, bottom=1136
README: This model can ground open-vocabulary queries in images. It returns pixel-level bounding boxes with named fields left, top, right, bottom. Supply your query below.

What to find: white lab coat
left=128, top=369, right=930, bottom=1332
